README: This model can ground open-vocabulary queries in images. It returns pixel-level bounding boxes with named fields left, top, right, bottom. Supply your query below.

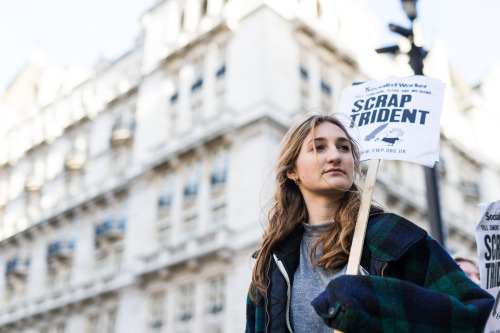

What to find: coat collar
left=272, top=211, right=428, bottom=262
left=272, top=223, right=304, bottom=260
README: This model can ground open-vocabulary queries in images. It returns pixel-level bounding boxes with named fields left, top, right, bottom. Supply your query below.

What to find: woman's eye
left=338, top=145, right=350, bottom=151
left=314, top=145, right=325, bottom=151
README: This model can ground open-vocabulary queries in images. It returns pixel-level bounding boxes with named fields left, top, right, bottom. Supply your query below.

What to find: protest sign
left=476, top=201, right=500, bottom=333
left=335, top=76, right=445, bottom=333
left=339, top=76, right=445, bottom=167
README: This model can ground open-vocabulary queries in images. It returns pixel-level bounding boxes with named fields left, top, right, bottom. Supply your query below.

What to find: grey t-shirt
left=290, top=222, right=346, bottom=333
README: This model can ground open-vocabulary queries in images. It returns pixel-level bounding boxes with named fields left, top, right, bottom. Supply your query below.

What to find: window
left=170, top=91, right=179, bottom=104
left=158, top=224, right=171, bottom=251
left=320, top=79, right=332, bottom=96
left=87, top=315, right=99, bottom=333
left=180, top=11, right=185, bottom=31
left=95, top=200, right=129, bottom=278
left=216, top=63, right=226, bottom=79
left=26, top=155, right=45, bottom=192
left=215, top=45, right=226, bottom=80
left=4, top=279, right=25, bottom=307
left=65, top=136, right=87, bottom=171
left=207, top=276, right=225, bottom=314
left=113, top=246, right=123, bottom=273
left=167, top=73, right=180, bottom=136
left=169, top=73, right=180, bottom=106
left=300, top=66, right=308, bottom=81
left=45, top=260, right=71, bottom=293
left=55, top=323, right=66, bottom=333
left=214, top=44, right=227, bottom=118
left=211, top=204, right=226, bottom=232
left=106, top=309, right=117, bottom=333
left=149, top=291, right=165, bottom=331
left=191, top=58, right=204, bottom=93
left=95, top=251, right=108, bottom=277
left=316, top=0, right=322, bottom=18
left=201, top=0, right=208, bottom=16
left=4, top=281, right=14, bottom=305
left=184, top=161, right=201, bottom=199
left=86, top=310, right=116, bottom=333
left=95, top=199, right=127, bottom=244
left=184, top=215, right=198, bottom=241
left=95, top=244, right=123, bottom=278
left=210, top=147, right=229, bottom=188
left=179, top=284, right=194, bottom=322
left=320, top=63, right=332, bottom=110
left=191, top=101, right=203, bottom=127
left=215, top=90, right=225, bottom=117
left=61, top=265, right=70, bottom=288
left=111, top=107, right=136, bottom=146
left=46, top=266, right=57, bottom=292
left=300, top=49, right=310, bottom=111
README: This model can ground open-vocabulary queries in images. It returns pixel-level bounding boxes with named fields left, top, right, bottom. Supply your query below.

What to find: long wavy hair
left=250, top=112, right=368, bottom=301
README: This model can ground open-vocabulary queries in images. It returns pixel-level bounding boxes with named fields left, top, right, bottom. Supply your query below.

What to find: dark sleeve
left=246, top=292, right=256, bottom=333
left=246, top=289, right=267, bottom=333
left=312, top=237, right=495, bottom=333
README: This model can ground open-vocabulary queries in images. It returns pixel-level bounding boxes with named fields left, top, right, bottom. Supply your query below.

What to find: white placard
left=339, top=76, right=445, bottom=167
left=475, top=201, right=500, bottom=333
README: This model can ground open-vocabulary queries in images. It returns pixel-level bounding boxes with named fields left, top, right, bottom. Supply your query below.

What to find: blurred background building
left=0, top=0, right=499, bottom=332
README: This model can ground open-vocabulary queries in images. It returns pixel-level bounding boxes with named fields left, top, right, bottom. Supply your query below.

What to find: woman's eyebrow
left=307, top=137, right=327, bottom=145
left=336, top=137, right=350, bottom=144
left=307, top=137, right=350, bottom=145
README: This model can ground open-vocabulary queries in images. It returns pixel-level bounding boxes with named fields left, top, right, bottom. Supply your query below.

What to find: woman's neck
left=304, top=197, right=339, bottom=225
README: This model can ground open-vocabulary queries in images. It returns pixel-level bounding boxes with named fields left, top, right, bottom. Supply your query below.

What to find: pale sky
left=0, top=0, right=498, bottom=90
left=0, top=0, right=156, bottom=90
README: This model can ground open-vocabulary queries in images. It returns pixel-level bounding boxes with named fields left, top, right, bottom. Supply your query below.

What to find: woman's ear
left=286, top=168, right=297, bottom=181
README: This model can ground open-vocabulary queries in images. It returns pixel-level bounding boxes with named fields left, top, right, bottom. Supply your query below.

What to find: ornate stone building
left=0, top=0, right=498, bottom=332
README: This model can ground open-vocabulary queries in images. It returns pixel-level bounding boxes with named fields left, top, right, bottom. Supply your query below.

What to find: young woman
left=245, top=112, right=493, bottom=333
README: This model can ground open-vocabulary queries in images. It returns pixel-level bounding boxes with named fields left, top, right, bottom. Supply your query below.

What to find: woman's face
left=288, top=122, right=355, bottom=202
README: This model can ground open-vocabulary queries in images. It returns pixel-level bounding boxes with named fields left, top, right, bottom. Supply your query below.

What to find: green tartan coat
left=246, top=213, right=494, bottom=333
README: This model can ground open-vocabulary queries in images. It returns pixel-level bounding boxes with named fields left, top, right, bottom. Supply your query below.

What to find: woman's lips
left=324, top=168, right=344, bottom=174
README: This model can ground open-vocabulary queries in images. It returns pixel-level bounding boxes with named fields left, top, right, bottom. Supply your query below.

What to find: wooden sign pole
left=334, top=159, right=380, bottom=333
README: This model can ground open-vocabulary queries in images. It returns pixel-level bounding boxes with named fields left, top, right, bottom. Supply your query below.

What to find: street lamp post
left=375, top=0, right=446, bottom=247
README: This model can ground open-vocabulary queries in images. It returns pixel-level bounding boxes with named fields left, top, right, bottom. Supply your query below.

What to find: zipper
left=273, top=253, right=294, bottom=333
left=380, top=262, right=388, bottom=277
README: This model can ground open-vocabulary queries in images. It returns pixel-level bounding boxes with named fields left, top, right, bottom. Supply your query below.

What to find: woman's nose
left=326, top=148, right=342, bottom=163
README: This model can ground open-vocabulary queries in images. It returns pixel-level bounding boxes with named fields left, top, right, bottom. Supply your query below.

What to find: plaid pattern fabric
left=246, top=291, right=266, bottom=333
left=246, top=213, right=494, bottom=333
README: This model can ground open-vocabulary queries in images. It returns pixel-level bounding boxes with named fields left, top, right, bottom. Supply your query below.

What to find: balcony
left=47, top=241, right=74, bottom=261
left=65, top=153, right=86, bottom=171
left=6, top=259, right=29, bottom=278
left=95, top=219, right=126, bottom=242
left=25, top=176, right=43, bottom=192
left=110, top=121, right=135, bottom=146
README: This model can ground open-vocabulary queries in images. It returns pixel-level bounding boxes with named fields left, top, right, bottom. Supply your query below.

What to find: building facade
left=0, top=0, right=499, bottom=332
